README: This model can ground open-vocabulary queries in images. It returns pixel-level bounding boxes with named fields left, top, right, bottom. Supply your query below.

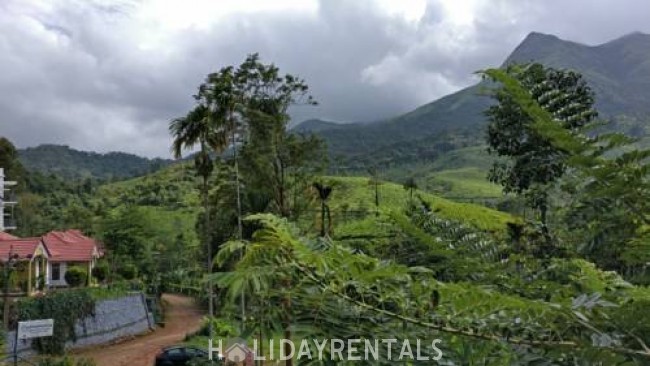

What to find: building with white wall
left=0, top=168, right=17, bottom=232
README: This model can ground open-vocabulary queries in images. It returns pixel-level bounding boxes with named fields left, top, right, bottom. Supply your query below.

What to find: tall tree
left=236, top=54, right=321, bottom=219
left=482, top=66, right=650, bottom=274
left=484, top=63, right=597, bottom=248
left=0, top=137, right=26, bottom=191
left=169, top=104, right=224, bottom=336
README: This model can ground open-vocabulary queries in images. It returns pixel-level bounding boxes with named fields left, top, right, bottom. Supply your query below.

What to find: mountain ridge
left=296, top=31, right=650, bottom=161
left=18, top=144, right=173, bottom=180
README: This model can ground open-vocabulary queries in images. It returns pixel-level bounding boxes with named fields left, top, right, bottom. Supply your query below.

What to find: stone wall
left=7, top=292, right=154, bottom=357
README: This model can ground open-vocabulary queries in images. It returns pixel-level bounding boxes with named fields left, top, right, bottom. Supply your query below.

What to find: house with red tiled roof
left=0, top=237, right=49, bottom=295
left=0, top=230, right=103, bottom=295
left=41, top=230, right=103, bottom=287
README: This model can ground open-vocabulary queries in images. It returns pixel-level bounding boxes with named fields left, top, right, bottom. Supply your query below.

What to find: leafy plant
left=212, top=214, right=650, bottom=364
left=91, top=263, right=108, bottom=283
left=64, top=267, right=87, bottom=288
left=118, top=263, right=137, bottom=281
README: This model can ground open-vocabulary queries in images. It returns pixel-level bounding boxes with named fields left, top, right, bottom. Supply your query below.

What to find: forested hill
left=18, top=144, right=173, bottom=180
left=297, top=31, right=650, bottom=159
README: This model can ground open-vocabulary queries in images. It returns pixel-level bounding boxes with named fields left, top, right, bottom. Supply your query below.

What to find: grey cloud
left=1, top=0, right=650, bottom=157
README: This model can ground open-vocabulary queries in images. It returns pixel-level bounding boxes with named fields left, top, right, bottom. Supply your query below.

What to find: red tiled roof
left=0, top=238, right=43, bottom=262
left=0, top=232, right=18, bottom=241
left=42, top=230, right=102, bottom=262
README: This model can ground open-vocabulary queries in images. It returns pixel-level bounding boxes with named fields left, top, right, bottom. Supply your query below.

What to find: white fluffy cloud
left=1, top=0, right=649, bottom=157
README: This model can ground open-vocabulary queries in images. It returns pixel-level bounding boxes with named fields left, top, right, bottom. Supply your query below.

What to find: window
left=51, top=263, right=61, bottom=281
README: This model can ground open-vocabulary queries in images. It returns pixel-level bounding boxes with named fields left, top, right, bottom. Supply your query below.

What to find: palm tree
left=367, top=166, right=382, bottom=215
left=169, top=104, right=224, bottom=339
left=312, top=182, right=333, bottom=237
left=403, top=176, right=418, bottom=199
left=201, top=67, right=248, bottom=327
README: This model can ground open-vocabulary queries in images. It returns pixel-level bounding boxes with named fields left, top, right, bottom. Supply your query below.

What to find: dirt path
left=72, top=294, right=205, bottom=366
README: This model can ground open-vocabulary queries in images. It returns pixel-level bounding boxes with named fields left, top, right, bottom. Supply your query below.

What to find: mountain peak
left=522, top=31, right=560, bottom=43
left=618, top=31, right=650, bottom=39
left=504, top=31, right=585, bottom=66
left=603, top=31, right=650, bottom=47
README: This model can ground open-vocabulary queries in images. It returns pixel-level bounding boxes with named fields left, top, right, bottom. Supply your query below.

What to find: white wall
left=0, top=168, right=5, bottom=232
left=47, top=262, right=68, bottom=287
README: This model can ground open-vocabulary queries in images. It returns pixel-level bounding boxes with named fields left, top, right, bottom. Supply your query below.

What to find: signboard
left=17, top=319, right=54, bottom=340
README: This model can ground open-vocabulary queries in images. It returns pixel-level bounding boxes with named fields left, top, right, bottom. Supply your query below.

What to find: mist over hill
left=297, top=31, right=650, bottom=163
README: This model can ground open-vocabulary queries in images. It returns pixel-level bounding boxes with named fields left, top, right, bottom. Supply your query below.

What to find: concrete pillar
left=45, top=259, right=50, bottom=287
left=27, top=260, right=32, bottom=295
left=87, top=261, right=93, bottom=286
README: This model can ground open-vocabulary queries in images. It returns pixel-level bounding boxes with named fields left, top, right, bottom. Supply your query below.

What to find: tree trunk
left=232, top=126, right=246, bottom=326
left=203, top=175, right=214, bottom=339
left=326, top=204, right=332, bottom=237
left=320, top=201, right=326, bottom=237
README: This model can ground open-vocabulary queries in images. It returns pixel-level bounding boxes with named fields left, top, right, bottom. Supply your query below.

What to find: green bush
left=198, top=317, right=237, bottom=338
left=118, top=263, right=138, bottom=280
left=91, top=263, right=109, bottom=283
left=64, top=267, right=88, bottom=288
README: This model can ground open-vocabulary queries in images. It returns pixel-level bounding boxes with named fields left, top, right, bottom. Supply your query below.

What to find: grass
left=381, top=146, right=504, bottom=199
left=422, top=167, right=503, bottom=198
left=85, top=286, right=131, bottom=300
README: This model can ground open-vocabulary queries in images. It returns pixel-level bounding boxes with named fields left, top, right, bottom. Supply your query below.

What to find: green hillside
left=95, top=162, right=199, bottom=208
left=323, top=176, right=512, bottom=233
left=18, top=144, right=172, bottom=180
left=380, top=146, right=503, bottom=199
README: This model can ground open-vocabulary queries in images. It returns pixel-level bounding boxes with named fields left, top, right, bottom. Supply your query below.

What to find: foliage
left=99, top=205, right=159, bottom=279
left=233, top=54, right=325, bottom=219
left=193, top=317, right=237, bottom=339
left=118, top=263, right=137, bottom=281
left=18, top=290, right=95, bottom=354
left=213, top=214, right=650, bottom=364
left=91, top=262, right=108, bottom=283
left=484, top=63, right=598, bottom=241
left=482, top=66, right=650, bottom=273
left=64, top=267, right=87, bottom=288
left=0, top=136, right=27, bottom=189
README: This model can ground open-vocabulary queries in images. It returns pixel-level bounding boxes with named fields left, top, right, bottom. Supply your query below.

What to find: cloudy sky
left=1, top=0, right=649, bottom=158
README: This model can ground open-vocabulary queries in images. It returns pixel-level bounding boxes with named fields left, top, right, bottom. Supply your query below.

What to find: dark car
left=154, top=345, right=222, bottom=366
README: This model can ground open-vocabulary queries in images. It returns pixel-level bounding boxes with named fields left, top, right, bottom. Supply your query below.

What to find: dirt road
left=72, top=294, right=205, bottom=366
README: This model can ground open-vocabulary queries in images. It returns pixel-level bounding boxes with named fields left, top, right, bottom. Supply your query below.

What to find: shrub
left=119, top=263, right=138, bottom=280
left=195, top=317, right=237, bottom=338
left=64, top=267, right=87, bottom=288
left=91, top=263, right=109, bottom=283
